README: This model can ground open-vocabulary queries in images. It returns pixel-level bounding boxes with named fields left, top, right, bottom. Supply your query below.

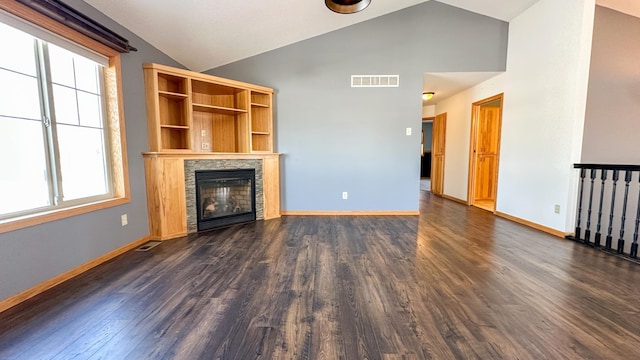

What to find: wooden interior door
left=477, top=107, right=500, bottom=155
left=474, top=106, right=500, bottom=200
left=469, top=94, right=502, bottom=210
left=474, top=155, right=497, bottom=200
left=431, top=113, right=446, bottom=195
left=432, top=155, right=444, bottom=195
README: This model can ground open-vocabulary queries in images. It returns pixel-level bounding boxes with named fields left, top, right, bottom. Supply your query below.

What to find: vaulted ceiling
left=81, top=0, right=636, bottom=99
left=83, top=0, right=539, bottom=71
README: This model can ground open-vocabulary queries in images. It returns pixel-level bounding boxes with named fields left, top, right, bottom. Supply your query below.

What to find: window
left=0, top=6, right=129, bottom=232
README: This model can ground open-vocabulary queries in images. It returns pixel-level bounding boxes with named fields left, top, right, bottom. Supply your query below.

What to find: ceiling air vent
left=351, top=75, right=399, bottom=88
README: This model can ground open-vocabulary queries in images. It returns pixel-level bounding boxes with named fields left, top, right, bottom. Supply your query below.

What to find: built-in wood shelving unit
left=144, top=63, right=274, bottom=153
left=142, top=63, right=280, bottom=241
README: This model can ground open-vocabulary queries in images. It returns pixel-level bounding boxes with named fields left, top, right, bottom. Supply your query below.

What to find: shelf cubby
left=251, top=91, right=270, bottom=107
left=160, top=127, right=190, bottom=150
left=157, top=72, right=188, bottom=94
left=158, top=95, right=188, bottom=127
left=192, top=80, right=248, bottom=111
left=251, top=134, right=271, bottom=152
left=251, top=106, right=271, bottom=134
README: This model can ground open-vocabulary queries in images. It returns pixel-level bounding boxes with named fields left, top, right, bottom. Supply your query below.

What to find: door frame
left=467, top=93, right=504, bottom=209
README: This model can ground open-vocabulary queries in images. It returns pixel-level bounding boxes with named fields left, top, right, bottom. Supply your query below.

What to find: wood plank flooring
left=1, top=191, right=640, bottom=359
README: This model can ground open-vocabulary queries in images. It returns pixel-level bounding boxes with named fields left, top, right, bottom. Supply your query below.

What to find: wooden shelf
left=158, top=90, right=188, bottom=99
left=161, top=124, right=189, bottom=129
left=144, top=63, right=273, bottom=154
left=192, top=103, right=248, bottom=115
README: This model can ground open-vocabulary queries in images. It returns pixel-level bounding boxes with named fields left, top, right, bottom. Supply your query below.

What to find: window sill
left=0, top=196, right=130, bottom=234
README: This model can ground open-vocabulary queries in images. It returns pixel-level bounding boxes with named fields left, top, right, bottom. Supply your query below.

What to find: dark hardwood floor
left=1, top=191, right=640, bottom=359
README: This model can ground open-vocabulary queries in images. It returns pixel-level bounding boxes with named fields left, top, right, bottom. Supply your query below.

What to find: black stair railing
left=571, top=164, right=640, bottom=262
left=594, top=169, right=606, bottom=247
left=606, top=170, right=619, bottom=250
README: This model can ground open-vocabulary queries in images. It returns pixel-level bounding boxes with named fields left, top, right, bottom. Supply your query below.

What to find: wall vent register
left=351, top=75, right=399, bottom=88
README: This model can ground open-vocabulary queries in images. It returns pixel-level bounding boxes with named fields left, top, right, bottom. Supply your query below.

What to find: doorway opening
left=420, top=117, right=434, bottom=192
left=468, top=93, right=503, bottom=212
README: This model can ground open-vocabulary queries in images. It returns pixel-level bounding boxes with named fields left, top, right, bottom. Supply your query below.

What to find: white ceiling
left=80, top=0, right=635, bottom=100
left=422, top=72, right=503, bottom=104
left=83, top=0, right=539, bottom=71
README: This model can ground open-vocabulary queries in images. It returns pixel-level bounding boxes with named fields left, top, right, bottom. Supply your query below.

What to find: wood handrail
left=574, top=163, right=640, bottom=171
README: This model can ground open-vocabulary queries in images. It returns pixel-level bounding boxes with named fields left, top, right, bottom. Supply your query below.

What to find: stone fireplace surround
left=184, top=159, right=263, bottom=234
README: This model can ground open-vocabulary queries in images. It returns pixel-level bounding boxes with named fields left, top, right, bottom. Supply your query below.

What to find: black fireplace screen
left=195, top=169, right=256, bottom=231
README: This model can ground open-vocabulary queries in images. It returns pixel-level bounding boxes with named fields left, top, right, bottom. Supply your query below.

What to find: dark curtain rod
left=16, top=0, right=137, bottom=53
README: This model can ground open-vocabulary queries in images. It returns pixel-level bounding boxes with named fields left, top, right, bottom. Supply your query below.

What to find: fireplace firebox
left=195, top=169, right=256, bottom=231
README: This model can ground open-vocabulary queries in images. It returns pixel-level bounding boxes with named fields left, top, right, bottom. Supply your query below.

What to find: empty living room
left=1, top=0, right=639, bottom=359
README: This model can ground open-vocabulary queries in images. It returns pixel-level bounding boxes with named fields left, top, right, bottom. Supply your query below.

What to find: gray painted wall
left=208, top=1, right=508, bottom=212
left=582, top=6, right=640, bottom=163
left=422, top=122, right=433, bottom=152
left=0, top=0, right=183, bottom=301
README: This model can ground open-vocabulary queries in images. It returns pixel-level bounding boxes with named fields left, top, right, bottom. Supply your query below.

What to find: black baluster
left=617, top=170, right=633, bottom=254
left=605, top=170, right=619, bottom=250
left=584, top=169, right=597, bottom=246
left=594, top=169, right=607, bottom=248
left=575, top=168, right=587, bottom=242
left=631, top=173, right=640, bottom=258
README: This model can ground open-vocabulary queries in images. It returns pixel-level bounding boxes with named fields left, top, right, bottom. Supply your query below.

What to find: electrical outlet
left=406, top=127, right=412, bottom=136
left=202, top=142, right=210, bottom=150
left=121, top=214, right=128, bottom=226
left=554, top=204, right=560, bottom=214
left=342, top=192, right=348, bottom=200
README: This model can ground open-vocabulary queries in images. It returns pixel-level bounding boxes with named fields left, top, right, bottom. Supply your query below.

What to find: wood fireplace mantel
left=143, top=152, right=280, bottom=240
